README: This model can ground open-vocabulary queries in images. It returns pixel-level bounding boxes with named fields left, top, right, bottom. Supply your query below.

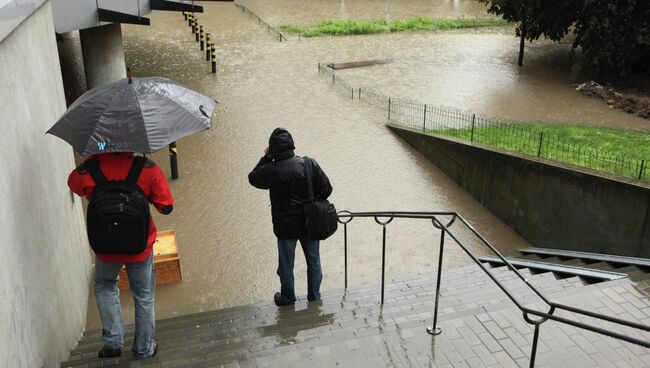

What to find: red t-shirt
left=68, top=153, right=174, bottom=263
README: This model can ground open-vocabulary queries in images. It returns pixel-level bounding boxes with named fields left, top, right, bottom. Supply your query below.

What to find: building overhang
left=51, top=0, right=203, bottom=35
left=0, top=0, right=47, bottom=42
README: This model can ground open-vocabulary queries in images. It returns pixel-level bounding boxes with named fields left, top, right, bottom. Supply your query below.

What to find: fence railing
left=336, top=210, right=650, bottom=368
left=234, top=3, right=287, bottom=41
left=318, top=62, right=649, bottom=181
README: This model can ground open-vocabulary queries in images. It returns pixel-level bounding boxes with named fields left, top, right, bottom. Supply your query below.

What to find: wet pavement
left=62, top=261, right=650, bottom=367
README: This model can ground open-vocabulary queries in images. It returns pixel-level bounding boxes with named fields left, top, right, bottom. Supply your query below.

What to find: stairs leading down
left=60, top=256, right=650, bottom=368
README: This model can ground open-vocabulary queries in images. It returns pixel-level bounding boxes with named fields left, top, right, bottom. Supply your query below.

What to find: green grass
left=429, top=123, right=650, bottom=180
left=280, top=17, right=510, bottom=37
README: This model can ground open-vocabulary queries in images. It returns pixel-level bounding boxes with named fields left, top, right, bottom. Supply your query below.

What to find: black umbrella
left=47, top=76, right=216, bottom=155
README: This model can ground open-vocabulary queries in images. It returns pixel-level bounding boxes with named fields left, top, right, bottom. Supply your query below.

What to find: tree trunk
left=518, top=21, right=526, bottom=67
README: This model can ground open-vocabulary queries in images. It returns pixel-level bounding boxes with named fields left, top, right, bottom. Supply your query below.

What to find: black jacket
left=248, top=129, right=332, bottom=239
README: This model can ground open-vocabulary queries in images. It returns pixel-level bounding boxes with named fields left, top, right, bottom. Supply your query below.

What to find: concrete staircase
left=505, top=248, right=650, bottom=283
left=60, top=258, right=650, bottom=368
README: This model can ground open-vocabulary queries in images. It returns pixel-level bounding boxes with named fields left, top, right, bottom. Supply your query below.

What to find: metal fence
left=318, top=62, right=649, bottom=181
left=234, top=3, right=287, bottom=41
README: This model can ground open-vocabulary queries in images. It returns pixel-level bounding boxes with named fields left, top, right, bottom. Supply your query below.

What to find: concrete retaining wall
left=389, top=125, right=650, bottom=258
left=0, top=2, right=91, bottom=367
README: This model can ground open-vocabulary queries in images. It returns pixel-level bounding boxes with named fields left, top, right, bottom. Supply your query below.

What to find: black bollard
left=169, top=142, right=179, bottom=180
left=211, top=44, right=216, bottom=73
left=200, top=26, right=204, bottom=50
left=194, top=21, right=199, bottom=41
left=188, top=14, right=193, bottom=28
left=206, top=33, right=211, bottom=60
left=183, top=12, right=188, bottom=21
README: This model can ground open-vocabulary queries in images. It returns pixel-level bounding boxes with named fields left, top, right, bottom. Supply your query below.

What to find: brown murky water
left=86, top=0, right=645, bottom=329
left=238, top=0, right=495, bottom=25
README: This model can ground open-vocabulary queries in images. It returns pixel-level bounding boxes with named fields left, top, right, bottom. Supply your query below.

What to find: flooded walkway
left=85, top=0, right=644, bottom=328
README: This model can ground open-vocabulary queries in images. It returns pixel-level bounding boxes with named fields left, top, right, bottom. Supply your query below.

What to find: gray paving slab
left=62, top=263, right=650, bottom=368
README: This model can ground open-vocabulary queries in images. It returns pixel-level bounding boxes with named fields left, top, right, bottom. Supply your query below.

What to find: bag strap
left=303, top=156, right=314, bottom=203
left=125, top=156, right=147, bottom=186
left=84, top=159, right=108, bottom=186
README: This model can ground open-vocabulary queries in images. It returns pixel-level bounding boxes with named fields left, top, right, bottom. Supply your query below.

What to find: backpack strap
left=84, top=159, right=108, bottom=186
left=125, top=156, right=147, bottom=186
left=303, top=156, right=314, bottom=203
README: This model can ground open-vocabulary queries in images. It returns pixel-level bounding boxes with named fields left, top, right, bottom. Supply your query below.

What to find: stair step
left=479, top=256, right=628, bottom=281
left=559, top=258, right=589, bottom=267
left=62, top=261, right=638, bottom=368
left=70, top=265, right=591, bottom=353
left=520, top=247, right=650, bottom=268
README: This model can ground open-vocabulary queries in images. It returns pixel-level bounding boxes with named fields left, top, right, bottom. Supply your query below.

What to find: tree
left=574, top=0, right=650, bottom=77
left=478, top=0, right=581, bottom=66
left=478, top=0, right=650, bottom=77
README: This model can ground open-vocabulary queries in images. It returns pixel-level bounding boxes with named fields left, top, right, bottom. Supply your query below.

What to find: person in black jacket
left=249, top=128, right=333, bottom=306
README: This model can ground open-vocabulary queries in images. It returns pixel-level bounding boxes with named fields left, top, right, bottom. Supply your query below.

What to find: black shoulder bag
left=303, top=157, right=338, bottom=240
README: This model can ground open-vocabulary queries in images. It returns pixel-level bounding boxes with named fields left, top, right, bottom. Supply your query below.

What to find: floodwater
left=238, top=0, right=494, bottom=25
left=86, top=0, right=645, bottom=329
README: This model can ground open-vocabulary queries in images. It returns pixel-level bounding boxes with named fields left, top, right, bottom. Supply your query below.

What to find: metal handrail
left=336, top=211, right=650, bottom=367
left=234, top=3, right=287, bottom=41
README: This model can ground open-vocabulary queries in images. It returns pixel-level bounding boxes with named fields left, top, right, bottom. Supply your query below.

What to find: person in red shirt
left=68, top=152, right=173, bottom=360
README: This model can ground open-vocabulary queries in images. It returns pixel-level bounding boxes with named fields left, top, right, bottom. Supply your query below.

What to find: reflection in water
left=429, top=337, right=439, bottom=368
left=82, top=0, right=645, bottom=329
left=258, top=301, right=335, bottom=346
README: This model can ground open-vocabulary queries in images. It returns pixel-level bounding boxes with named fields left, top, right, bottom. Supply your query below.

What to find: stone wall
left=389, top=125, right=650, bottom=258
left=0, top=2, right=91, bottom=367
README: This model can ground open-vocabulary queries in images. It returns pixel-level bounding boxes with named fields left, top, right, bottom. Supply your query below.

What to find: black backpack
left=84, top=156, right=150, bottom=255
left=303, top=157, right=338, bottom=240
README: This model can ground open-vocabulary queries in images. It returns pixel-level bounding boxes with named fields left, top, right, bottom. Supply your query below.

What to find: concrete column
left=80, top=23, right=126, bottom=89
left=57, top=31, right=87, bottom=106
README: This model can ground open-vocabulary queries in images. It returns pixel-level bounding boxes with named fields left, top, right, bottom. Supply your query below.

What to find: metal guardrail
left=520, top=247, right=650, bottom=268
left=336, top=211, right=650, bottom=367
left=479, top=256, right=628, bottom=281
left=234, top=3, right=287, bottom=41
left=318, top=62, right=649, bottom=181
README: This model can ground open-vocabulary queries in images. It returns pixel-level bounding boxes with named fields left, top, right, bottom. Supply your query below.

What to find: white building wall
left=0, top=2, right=91, bottom=367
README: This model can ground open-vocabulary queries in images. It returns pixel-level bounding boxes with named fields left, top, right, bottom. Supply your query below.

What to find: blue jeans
left=94, top=254, right=156, bottom=357
left=277, top=238, right=322, bottom=303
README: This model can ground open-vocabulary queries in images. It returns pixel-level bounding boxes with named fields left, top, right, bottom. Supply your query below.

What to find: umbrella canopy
left=47, top=77, right=216, bottom=155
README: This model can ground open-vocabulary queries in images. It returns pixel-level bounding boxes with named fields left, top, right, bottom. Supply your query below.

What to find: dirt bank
left=577, top=81, right=650, bottom=120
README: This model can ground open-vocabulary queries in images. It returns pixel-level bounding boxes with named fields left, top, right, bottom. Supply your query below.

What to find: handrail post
left=388, top=98, right=391, bottom=121
left=470, top=114, right=476, bottom=142
left=537, top=132, right=544, bottom=157
left=639, top=159, right=645, bottom=180
left=423, top=104, right=427, bottom=132
left=380, top=224, right=387, bottom=304
left=529, top=324, right=541, bottom=368
left=427, top=227, right=445, bottom=335
left=344, top=222, right=348, bottom=289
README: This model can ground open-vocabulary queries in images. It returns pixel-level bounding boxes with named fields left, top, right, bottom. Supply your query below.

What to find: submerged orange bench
left=117, top=230, right=182, bottom=290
